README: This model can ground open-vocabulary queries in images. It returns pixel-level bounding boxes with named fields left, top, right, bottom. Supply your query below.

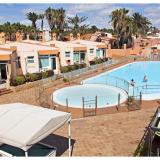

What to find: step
left=0, top=88, right=13, bottom=96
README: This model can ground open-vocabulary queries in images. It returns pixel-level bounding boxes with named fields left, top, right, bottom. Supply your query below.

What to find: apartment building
left=72, top=39, right=108, bottom=62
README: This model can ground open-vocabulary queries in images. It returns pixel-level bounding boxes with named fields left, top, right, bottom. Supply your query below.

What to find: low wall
left=11, top=75, right=63, bottom=92
left=108, top=47, right=142, bottom=57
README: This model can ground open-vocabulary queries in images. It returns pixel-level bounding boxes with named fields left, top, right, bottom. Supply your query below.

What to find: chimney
left=52, top=32, right=56, bottom=41
left=27, top=34, right=30, bottom=40
left=0, top=32, right=6, bottom=44
left=16, top=32, right=22, bottom=42
left=70, top=33, right=74, bottom=41
left=42, top=31, right=46, bottom=42
left=77, top=33, right=81, bottom=40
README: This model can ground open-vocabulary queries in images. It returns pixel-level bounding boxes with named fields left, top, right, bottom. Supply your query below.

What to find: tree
left=90, top=25, right=98, bottom=33
left=38, top=14, right=45, bottom=31
left=132, top=12, right=151, bottom=37
left=110, top=8, right=130, bottom=48
left=45, top=7, right=65, bottom=33
left=68, top=14, right=88, bottom=34
left=26, top=12, right=39, bottom=40
left=110, top=8, right=152, bottom=48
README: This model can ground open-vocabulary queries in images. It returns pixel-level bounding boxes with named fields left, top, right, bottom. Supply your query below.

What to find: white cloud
left=22, top=8, right=44, bottom=15
left=66, top=4, right=136, bottom=29
left=144, top=5, right=160, bottom=27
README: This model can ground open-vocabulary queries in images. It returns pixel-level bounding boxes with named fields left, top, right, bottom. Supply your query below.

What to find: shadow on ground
left=41, top=134, right=76, bottom=156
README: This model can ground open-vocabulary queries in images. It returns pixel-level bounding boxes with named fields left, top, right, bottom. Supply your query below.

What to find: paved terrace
left=0, top=56, right=159, bottom=156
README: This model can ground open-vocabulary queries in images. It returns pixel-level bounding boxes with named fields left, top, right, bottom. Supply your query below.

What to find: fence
left=51, top=92, right=125, bottom=117
left=134, top=106, right=160, bottom=156
left=61, top=59, right=116, bottom=81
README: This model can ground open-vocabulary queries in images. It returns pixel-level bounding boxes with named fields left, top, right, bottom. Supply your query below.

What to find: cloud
left=66, top=4, right=136, bottom=29
left=144, top=5, right=160, bottom=27
left=22, top=8, right=44, bottom=15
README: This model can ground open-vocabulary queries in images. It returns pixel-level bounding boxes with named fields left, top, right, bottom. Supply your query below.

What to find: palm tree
left=68, top=14, right=88, bottom=34
left=132, top=12, right=151, bottom=37
left=26, top=12, right=39, bottom=40
left=110, top=8, right=152, bottom=48
left=38, top=14, right=45, bottom=31
left=110, top=8, right=129, bottom=48
left=45, top=7, right=54, bottom=30
left=45, top=7, right=66, bottom=39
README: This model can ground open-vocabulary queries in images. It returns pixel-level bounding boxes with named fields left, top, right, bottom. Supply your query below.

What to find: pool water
left=83, top=61, right=160, bottom=100
left=53, top=61, right=160, bottom=108
left=53, top=84, right=127, bottom=108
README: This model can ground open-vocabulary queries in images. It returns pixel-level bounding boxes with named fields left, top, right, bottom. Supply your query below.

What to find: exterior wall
left=107, top=47, right=143, bottom=57
left=38, top=54, right=59, bottom=74
left=18, top=51, right=40, bottom=74
left=87, top=45, right=108, bottom=61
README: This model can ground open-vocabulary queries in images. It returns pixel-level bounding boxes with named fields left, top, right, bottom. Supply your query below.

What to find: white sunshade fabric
left=0, top=103, right=71, bottom=151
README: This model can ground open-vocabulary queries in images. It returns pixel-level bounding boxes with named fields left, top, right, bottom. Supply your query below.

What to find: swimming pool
left=83, top=61, right=160, bottom=100
left=53, top=84, right=127, bottom=108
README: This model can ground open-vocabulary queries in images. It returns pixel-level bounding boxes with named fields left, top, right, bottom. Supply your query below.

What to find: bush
left=25, top=73, right=31, bottom=82
left=15, top=75, right=26, bottom=85
left=74, top=63, right=80, bottom=69
left=42, top=71, right=48, bottom=79
left=61, top=66, right=69, bottom=73
left=67, top=65, right=73, bottom=72
left=34, top=72, right=42, bottom=80
left=29, top=73, right=39, bottom=82
left=79, top=63, right=86, bottom=68
left=63, top=77, right=70, bottom=82
left=46, top=70, right=54, bottom=77
left=10, top=78, right=17, bottom=86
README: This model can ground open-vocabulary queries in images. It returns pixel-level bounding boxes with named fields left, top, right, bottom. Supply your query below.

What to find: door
left=0, top=64, right=7, bottom=83
left=51, top=58, right=56, bottom=70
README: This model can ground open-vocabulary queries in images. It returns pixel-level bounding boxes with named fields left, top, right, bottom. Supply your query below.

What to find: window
left=39, top=56, right=49, bottom=68
left=27, top=56, right=34, bottom=63
left=96, top=49, right=100, bottom=57
left=90, top=48, right=94, bottom=54
left=65, top=52, right=70, bottom=58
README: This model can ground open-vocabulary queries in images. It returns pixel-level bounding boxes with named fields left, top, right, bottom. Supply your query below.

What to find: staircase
left=0, top=88, right=13, bottom=96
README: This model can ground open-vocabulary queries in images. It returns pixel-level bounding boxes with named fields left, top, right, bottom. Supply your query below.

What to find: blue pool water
left=53, top=61, right=160, bottom=108
left=83, top=61, right=160, bottom=100
left=53, top=84, right=127, bottom=108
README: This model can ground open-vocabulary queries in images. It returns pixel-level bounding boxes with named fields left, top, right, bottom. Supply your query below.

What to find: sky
left=0, top=3, right=160, bottom=29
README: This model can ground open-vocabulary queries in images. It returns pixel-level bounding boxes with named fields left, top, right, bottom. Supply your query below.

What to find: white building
left=71, top=40, right=108, bottom=62
left=0, top=40, right=60, bottom=75
left=44, top=40, right=88, bottom=66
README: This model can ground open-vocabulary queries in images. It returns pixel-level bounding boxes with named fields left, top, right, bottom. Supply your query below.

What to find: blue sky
left=0, top=3, right=160, bottom=29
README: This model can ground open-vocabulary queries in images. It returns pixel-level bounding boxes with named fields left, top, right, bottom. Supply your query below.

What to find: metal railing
left=134, top=84, right=160, bottom=96
left=61, top=59, right=116, bottom=80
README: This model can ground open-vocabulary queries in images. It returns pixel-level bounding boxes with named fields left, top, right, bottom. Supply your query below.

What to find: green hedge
left=60, top=63, right=87, bottom=73
left=90, top=57, right=109, bottom=65
left=10, top=70, right=54, bottom=86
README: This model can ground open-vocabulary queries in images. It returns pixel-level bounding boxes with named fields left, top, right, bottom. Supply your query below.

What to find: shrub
left=25, top=73, right=31, bottom=82
left=63, top=77, right=70, bottom=82
left=15, top=75, right=26, bottom=85
left=34, top=72, right=42, bottom=80
left=42, top=71, right=48, bottom=79
left=46, top=70, right=54, bottom=77
left=67, top=65, right=73, bottom=72
left=74, top=63, right=80, bottom=69
left=60, top=66, right=69, bottom=73
left=10, top=78, right=17, bottom=86
left=29, top=73, right=39, bottom=82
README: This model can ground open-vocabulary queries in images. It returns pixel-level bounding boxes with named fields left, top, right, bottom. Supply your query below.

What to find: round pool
left=52, top=84, right=127, bottom=108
